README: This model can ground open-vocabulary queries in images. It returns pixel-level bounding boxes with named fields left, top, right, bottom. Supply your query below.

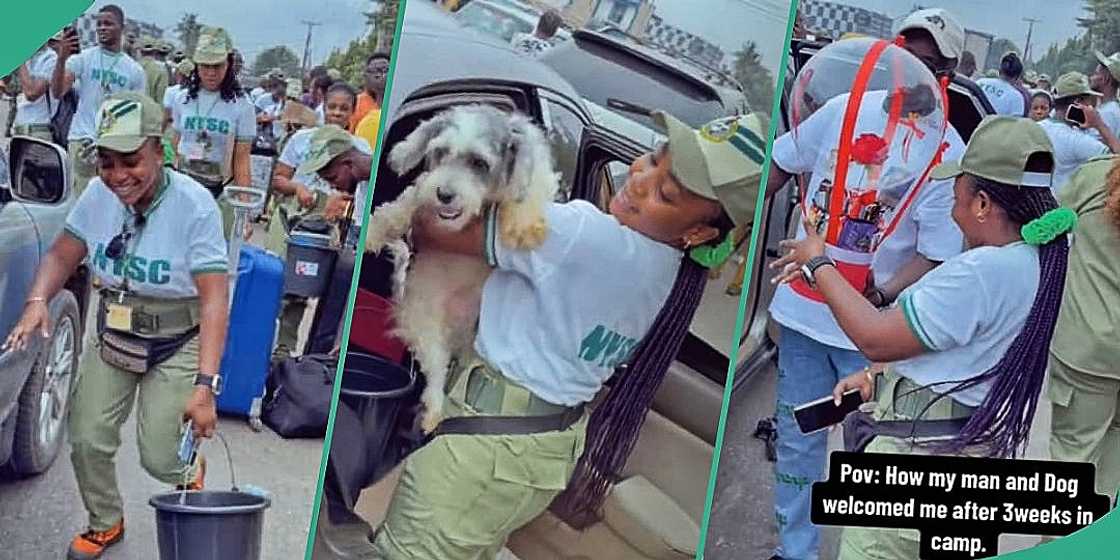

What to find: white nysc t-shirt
left=475, top=200, right=681, bottom=407
left=976, top=78, right=1027, bottom=117
left=768, top=90, right=966, bottom=350
left=1089, top=99, right=1120, bottom=144
left=13, top=49, right=59, bottom=127
left=1038, top=118, right=1108, bottom=194
left=162, top=84, right=182, bottom=111
left=63, top=170, right=228, bottom=299
left=65, top=47, right=147, bottom=141
left=170, top=88, right=257, bottom=179
left=254, top=94, right=286, bottom=139
left=894, top=242, right=1040, bottom=407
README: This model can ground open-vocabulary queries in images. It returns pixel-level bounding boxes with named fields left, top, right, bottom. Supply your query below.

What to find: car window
left=541, top=38, right=727, bottom=129
left=455, top=2, right=534, bottom=43
left=541, top=99, right=585, bottom=201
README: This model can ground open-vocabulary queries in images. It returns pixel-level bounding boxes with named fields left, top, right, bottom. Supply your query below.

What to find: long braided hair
left=550, top=206, right=735, bottom=528
left=920, top=163, right=1069, bottom=459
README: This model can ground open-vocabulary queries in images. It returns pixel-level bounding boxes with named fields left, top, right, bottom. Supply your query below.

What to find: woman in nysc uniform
left=168, top=26, right=255, bottom=240
left=3, top=92, right=229, bottom=560
left=1048, top=153, right=1120, bottom=504
left=364, top=111, right=769, bottom=559
left=772, top=115, right=1074, bottom=560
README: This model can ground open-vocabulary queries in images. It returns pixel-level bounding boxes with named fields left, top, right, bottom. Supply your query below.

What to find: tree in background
left=253, top=46, right=302, bottom=78
left=1079, top=0, right=1120, bottom=56
left=175, top=13, right=203, bottom=58
left=731, top=42, right=775, bottom=114
left=1035, top=36, right=1095, bottom=83
left=984, top=38, right=1021, bottom=72
left=324, top=0, right=399, bottom=87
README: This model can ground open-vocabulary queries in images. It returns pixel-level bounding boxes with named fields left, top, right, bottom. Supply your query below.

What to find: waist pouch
left=842, top=410, right=971, bottom=453
left=98, top=327, right=199, bottom=374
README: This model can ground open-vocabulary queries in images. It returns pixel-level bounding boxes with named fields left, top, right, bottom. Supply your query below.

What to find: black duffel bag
left=262, top=354, right=337, bottom=438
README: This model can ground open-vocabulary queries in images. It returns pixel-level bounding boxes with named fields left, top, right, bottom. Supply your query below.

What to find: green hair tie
left=1021, top=207, right=1077, bottom=246
left=690, top=230, right=736, bottom=269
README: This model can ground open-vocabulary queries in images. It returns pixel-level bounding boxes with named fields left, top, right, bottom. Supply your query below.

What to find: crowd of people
left=765, top=7, right=1120, bottom=560
left=0, top=4, right=390, bottom=558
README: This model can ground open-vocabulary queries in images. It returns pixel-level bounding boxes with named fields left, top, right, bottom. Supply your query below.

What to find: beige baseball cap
left=1095, top=51, right=1120, bottom=82
left=931, top=115, right=1055, bottom=188
left=194, top=26, right=233, bottom=65
left=281, top=102, right=318, bottom=127
left=94, top=92, right=165, bottom=153
left=651, top=111, right=769, bottom=227
left=285, top=78, right=303, bottom=99
left=897, top=8, right=965, bottom=60
left=176, top=59, right=196, bottom=76
left=1053, top=71, right=1102, bottom=100
left=297, top=125, right=356, bottom=176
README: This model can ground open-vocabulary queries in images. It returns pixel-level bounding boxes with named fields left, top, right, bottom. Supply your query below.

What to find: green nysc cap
left=194, top=26, right=233, bottom=65
left=931, top=115, right=1055, bottom=189
left=94, top=92, right=165, bottom=153
left=651, top=111, right=768, bottom=228
left=297, top=125, right=355, bottom=176
left=1053, top=71, right=1102, bottom=101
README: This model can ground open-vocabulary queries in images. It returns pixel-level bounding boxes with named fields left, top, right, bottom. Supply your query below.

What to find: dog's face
left=387, top=104, right=554, bottom=231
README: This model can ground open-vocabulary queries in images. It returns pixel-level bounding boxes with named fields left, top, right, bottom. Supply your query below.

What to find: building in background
left=523, top=0, right=653, bottom=37
left=799, top=0, right=892, bottom=39
left=644, top=14, right=725, bottom=68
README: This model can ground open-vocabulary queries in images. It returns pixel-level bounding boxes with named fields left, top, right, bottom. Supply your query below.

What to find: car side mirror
left=8, top=136, right=68, bottom=205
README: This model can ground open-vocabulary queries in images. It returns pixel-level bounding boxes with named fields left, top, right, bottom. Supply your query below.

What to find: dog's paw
left=499, top=205, right=549, bottom=250
left=420, top=409, right=444, bottom=435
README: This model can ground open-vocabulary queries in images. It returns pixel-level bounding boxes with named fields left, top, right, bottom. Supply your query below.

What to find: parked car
left=453, top=0, right=572, bottom=46
left=0, top=137, right=91, bottom=477
left=312, top=3, right=724, bottom=559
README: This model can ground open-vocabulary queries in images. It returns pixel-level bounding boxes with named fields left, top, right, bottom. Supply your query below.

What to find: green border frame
left=694, top=0, right=800, bottom=556
left=302, top=1, right=409, bottom=557
left=0, top=1, right=92, bottom=77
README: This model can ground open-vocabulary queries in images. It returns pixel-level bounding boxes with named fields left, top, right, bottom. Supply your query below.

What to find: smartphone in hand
left=178, top=420, right=198, bottom=465
left=794, top=389, right=863, bottom=434
left=1066, top=104, right=1088, bottom=127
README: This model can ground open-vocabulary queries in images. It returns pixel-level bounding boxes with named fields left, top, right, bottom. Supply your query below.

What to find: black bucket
left=149, top=491, right=271, bottom=560
left=326, top=352, right=416, bottom=511
left=284, top=231, right=338, bottom=298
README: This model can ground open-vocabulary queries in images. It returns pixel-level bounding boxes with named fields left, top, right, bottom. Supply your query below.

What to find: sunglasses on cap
left=105, top=213, right=147, bottom=261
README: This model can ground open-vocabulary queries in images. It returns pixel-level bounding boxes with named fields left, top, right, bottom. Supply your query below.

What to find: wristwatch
left=800, top=255, right=836, bottom=288
left=194, top=373, right=223, bottom=396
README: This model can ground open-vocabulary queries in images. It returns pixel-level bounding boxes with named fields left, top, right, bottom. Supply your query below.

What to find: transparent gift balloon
left=784, top=36, right=951, bottom=301
left=788, top=36, right=949, bottom=250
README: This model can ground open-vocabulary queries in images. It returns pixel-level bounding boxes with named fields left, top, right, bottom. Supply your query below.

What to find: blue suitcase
left=217, top=245, right=285, bottom=419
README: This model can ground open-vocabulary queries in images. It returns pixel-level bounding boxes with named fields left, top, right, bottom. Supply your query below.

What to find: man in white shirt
left=1091, top=51, right=1120, bottom=139
left=50, top=4, right=147, bottom=196
left=760, top=8, right=969, bottom=559
left=254, top=72, right=288, bottom=140
left=12, top=35, right=60, bottom=142
left=1038, top=71, right=1120, bottom=194
left=510, top=9, right=562, bottom=58
left=976, top=51, right=1030, bottom=117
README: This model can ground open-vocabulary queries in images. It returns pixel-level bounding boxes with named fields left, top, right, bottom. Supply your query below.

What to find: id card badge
left=105, top=303, right=134, bottom=331
left=181, top=141, right=205, bottom=161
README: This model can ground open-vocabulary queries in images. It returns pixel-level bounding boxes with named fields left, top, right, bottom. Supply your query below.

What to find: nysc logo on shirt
left=579, top=325, right=639, bottom=369
left=91, top=69, right=128, bottom=89
left=92, top=242, right=172, bottom=285
left=183, top=117, right=231, bottom=135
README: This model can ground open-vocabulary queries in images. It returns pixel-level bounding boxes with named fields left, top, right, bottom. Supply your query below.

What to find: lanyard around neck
left=99, top=48, right=124, bottom=88
left=115, top=171, right=170, bottom=293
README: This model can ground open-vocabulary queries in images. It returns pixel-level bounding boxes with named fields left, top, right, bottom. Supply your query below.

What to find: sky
left=89, top=0, right=373, bottom=69
left=826, top=0, right=1085, bottom=62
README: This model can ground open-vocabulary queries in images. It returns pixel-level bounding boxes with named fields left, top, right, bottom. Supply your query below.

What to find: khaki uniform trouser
left=837, top=371, right=979, bottom=560
left=67, top=139, right=98, bottom=198
left=372, top=362, right=587, bottom=560
left=266, top=193, right=331, bottom=361
left=1048, top=356, right=1120, bottom=504
left=12, top=123, right=53, bottom=143
left=69, top=295, right=202, bottom=531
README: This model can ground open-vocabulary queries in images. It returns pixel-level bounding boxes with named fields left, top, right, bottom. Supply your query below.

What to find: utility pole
left=300, top=20, right=322, bottom=80
left=1023, top=17, right=1041, bottom=63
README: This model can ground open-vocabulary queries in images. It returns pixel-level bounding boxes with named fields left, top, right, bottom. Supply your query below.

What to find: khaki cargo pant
left=67, top=139, right=98, bottom=198
left=372, top=364, right=587, bottom=560
left=1048, top=356, right=1120, bottom=504
left=265, top=194, right=330, bottom=361
left=68, top=303, right=201, bottom=531
left=837, top=371, right=980, bottom=560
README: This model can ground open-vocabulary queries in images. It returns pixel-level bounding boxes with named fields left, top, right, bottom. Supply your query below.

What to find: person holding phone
left=773, top=116, right=1073, bottom=560
left=2, top=92, right=227, bottom=559
left=1037, top=72, right=1120, bottom=194
left=12, top=33, right=60, bottom=142
left=50, top=4, right=147, bottom=197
